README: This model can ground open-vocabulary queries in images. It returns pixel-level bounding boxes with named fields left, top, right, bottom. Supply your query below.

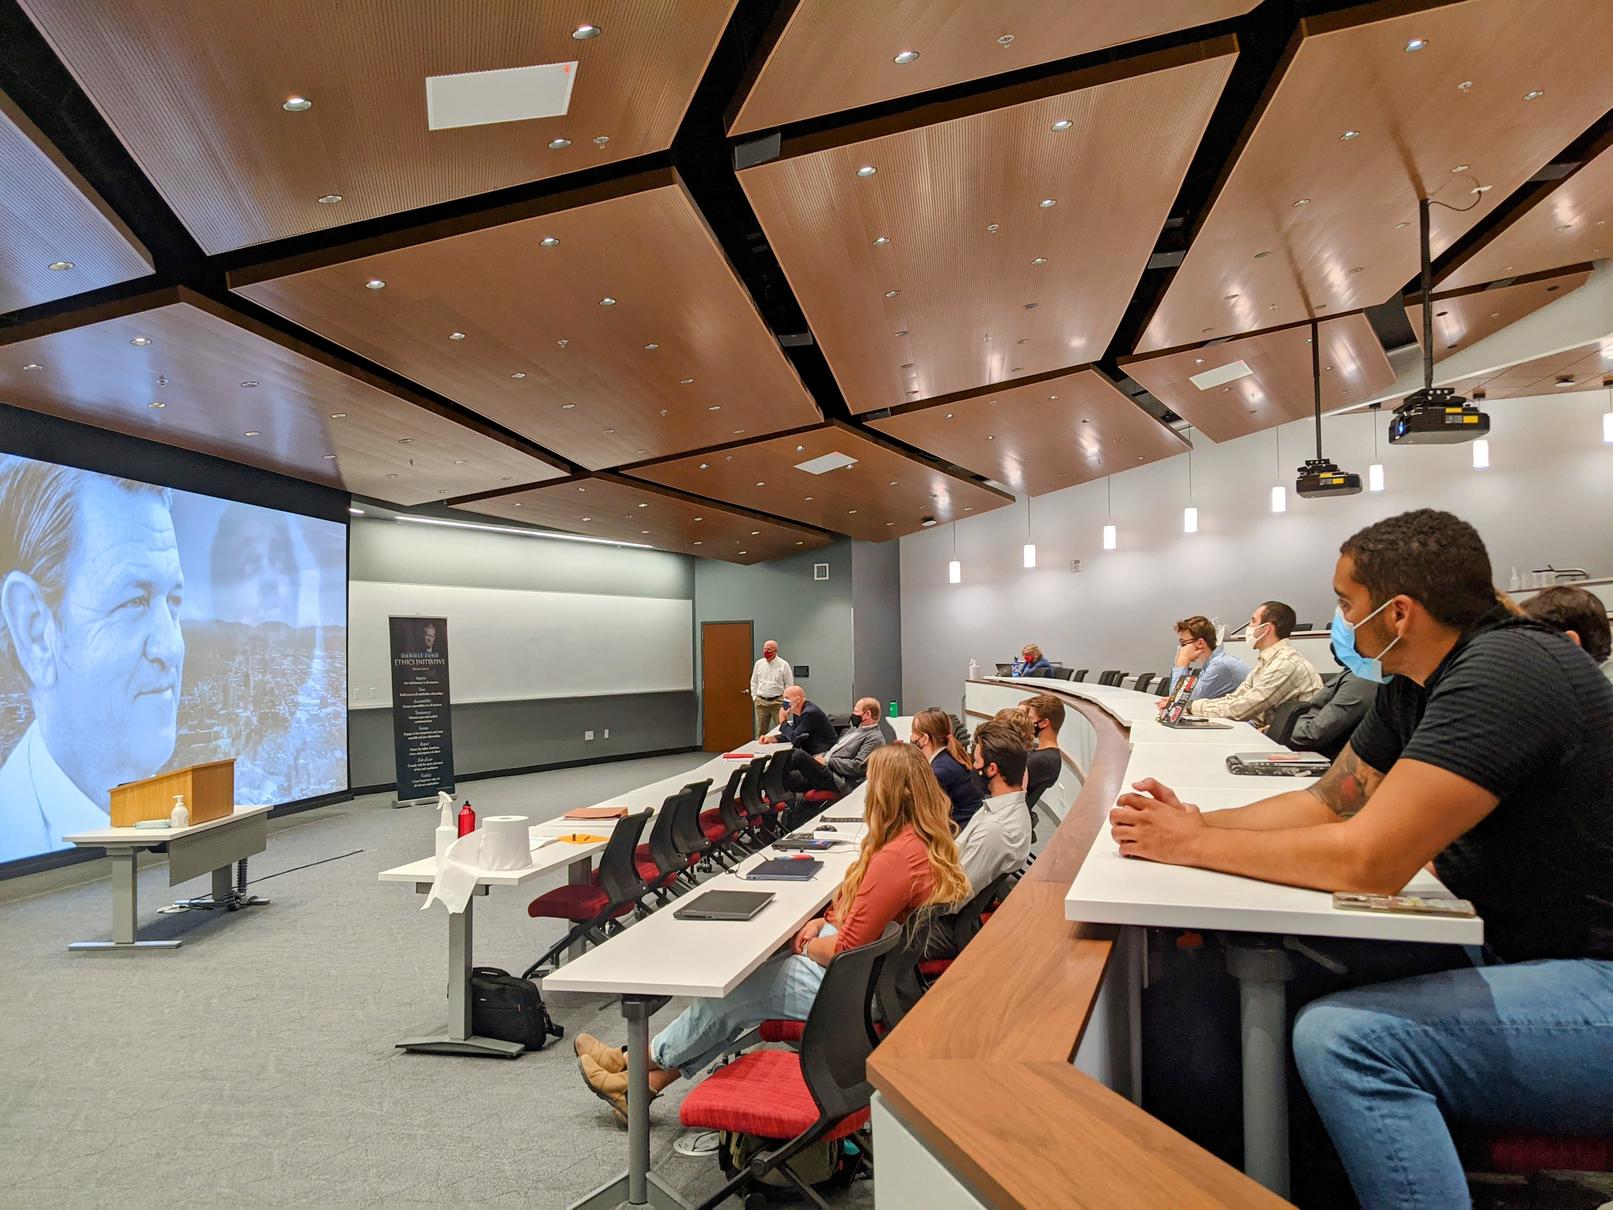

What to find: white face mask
left=1243, top=621, right=1269, bottom=645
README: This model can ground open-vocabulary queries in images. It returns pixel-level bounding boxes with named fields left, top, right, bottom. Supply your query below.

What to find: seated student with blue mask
left=1009, top=642, right=1052, bottom=678
left=1109, top=509, right=1613, bottom=1210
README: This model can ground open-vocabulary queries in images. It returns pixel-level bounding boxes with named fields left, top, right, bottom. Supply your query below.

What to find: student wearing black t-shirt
left=1109, top=509, right=1613, bottom=1209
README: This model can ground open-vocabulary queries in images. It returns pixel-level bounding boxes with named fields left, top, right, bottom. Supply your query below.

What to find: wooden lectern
left=109, top=759, right=236, bottom=827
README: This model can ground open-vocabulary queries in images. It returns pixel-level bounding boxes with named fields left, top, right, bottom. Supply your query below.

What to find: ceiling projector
left=1296, top=456, right=1362, bottom=498
left=1388, top=386, right=1490, bottom=445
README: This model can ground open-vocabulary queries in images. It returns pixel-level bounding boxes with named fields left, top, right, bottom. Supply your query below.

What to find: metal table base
left=1225, top=935, right=1297, bottom=1198
left=398, top=884, right=524, bottom=1059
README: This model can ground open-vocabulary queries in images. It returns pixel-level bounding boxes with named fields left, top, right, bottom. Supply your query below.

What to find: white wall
left=900, top=391, right=1613, bottom=707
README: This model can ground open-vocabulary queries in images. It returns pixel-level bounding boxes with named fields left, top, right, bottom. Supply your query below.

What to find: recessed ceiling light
left=872, top=235, right=891, bottom=247
left=398, top=437, right=414, bottom=444
left=893, top=50, right=919, bottom=64
left=365, top=278, right=386, bottom=290
left=21, top=362, right=42, bottom=371
left=322, top=453, right=336, bottom=460
left=282, top=96, right=312, bottom=112
left=1394, top=221, right=1411, bottom=229
left=895, top=330, right=908, bottom=337
left=1340, top=130, right=1360, bottom=141
left=599, top=296, right=616, bottom=306
left=698, top=463, right=709, bottom=470
left=1038, top=198, right=1056, bottom=209
left=750, top=529, right=761, bottom=535
left=985, top=224, right=998, bottom=234
left=1557, top=223, right=1572, bottom=231
left=593, top=135, right=609, bottom=147
left=1349, top=266, right=1364, bottom=274
left=707, top=405, right=721, bottom=411
left=636, top=502, right=649, bottom=508
left=548, top=138, right=572, bottom=150
left=1023, top=302, right=1037, bottom=310
left=540, top=236, right=560, bottom=248
left=997, top=34, right=1014, bottom=46
left=856, top=165, right=877, bottom=178
left=732, top=428, right=744, bottom=435
left=602, top=427, right=615, bottom=434
left=454, top=458, right=467, bottom=465
left=330, top=412, right=347, bottom=419
left=48, top=260, right=74, bottom=271
left=1457, top=80, right=1473, bottom=91
left=510, top=371, right=527, bottom=379
left=901, top=362, right=915, bottom=369
left=1051, top=118, right=1072, bottom=131
left=449, top=331, right=466, bottom=340
left=317, top=193, right=342, bottom=204
left=643, top=342, right=659, bottom=350
left=1224, top=293, right=1239, bottom=301
left=1556, top=376, right=1575, bottom=387
left=945, top=413, right=953, bottom=419
left=1194, top=357, right=1205, bottom=364
left=573, top=23, right=601, bottom=39
left=885, top=290, right=900, bottom=298
left=556, top=339, right=569, bottom=348
left=1470, top=184, right=1491, bottom=194
left=385, top=473, right=398, bottom=479
left=1451, top=164, right=1469, bottom=173
left=680, top=377, right=694, bottom=385
left=692, top=540, right=701, bottom=545
left=1404, top=37, right=1428, bottom=52
left=1293, top=198, right=1311, bottom=207
left=1016, top=338, right=1029, bottom=345
left=561, top=403, right=576, bottom=409
left=243, top=430, right=260, bottom=437
left=129, top=336, right=152, bottom=346
left=804, top=496, right=814, bottom=501
left=848, top=509, right=858, bottom=514
left=1254, top=249, right=1271, bottom=258
left=147, top=400, right=165, bottom=408
left=1031, top=257, right=1047, bottom=266
left=1523, top=89, right=1545, bottom=101
left=240, top=380, right=259, bottom=388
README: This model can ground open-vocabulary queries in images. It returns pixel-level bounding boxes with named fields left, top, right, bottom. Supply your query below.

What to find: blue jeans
left=1293, top=957, right=1613, bottom=1210
left=650, top=927, right=833, bottom=1078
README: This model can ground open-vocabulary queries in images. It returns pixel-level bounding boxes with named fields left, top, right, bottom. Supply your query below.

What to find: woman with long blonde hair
left=572, top=743, right=969, bottom=1124
left=910, top=707, right=983, bottom=829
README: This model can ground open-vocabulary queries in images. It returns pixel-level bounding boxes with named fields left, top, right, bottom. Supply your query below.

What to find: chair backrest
left=717, top=767, right=747, bottom=833
left=799, top=922, right=901, bottom=1122
left=1158, top=672, right=1172, bottom=691
left=761, top=750, right=793, bottom=805
left=647, top=791, right=685, bottom=873
left=1072, top=669, right=1089, bottom=682
left=1048, top=666, right=1074, bottom=681
left=671, top=779, right=713, bottom=858
left=1099, top=669, right=1123, bottom=686
left=1269, top=699, right=1308, bottom=747
left=738, top=757, right=768, bottom=815
left=597, top=811, right=652, bottom=905
left=875, top=910, right=941, bottom=1030
left=951, top=872, right=1012, bottom=951
left=1133, top=672, right=1155, bottom=694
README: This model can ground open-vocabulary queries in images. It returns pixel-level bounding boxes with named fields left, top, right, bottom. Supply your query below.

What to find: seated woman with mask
left=910, top=708, right=983, bottom=829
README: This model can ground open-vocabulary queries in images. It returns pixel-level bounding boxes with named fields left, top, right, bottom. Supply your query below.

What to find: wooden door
left=701, top=621, right=754, bottom=752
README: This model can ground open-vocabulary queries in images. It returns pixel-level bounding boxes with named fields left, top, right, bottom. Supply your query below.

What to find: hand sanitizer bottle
left=170, top=794, right=190, bottom=829
left=435, top=793, right=456, bottom=860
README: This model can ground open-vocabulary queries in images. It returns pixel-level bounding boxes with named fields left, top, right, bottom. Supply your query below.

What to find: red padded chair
left=631, top=788, right=698, bottom=910
left=521, top=811, right=650, bottom=979
left=762, top=749, right=838, bottom=832
left=698, top=768, right=748, bottom=869
left=738, top=757, right=784, bottom=843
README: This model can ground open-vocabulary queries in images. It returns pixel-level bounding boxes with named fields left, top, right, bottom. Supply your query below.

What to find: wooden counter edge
left=869, top=692, right=1282, bottom=1207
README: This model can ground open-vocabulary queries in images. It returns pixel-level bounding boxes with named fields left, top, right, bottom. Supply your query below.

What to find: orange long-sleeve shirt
left=826, top=827, right=938, bottom=952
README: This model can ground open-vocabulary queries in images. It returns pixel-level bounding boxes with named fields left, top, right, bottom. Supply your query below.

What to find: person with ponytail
left=910, top=707, right=982, bottom=829
left=572, top=743, right=970, bottom=1124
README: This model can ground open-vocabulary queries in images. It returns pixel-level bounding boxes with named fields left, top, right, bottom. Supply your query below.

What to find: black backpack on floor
left=470, top=967, right=564, bottom=1052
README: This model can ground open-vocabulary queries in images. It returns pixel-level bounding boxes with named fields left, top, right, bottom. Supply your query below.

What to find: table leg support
left=571, top=995, right=686, bottom=1210
left=1227, top=937, right=1296, bottom=1198
left=69, top=848, right=183, bottom=952
left=397, top=892, right=523, bottom=1058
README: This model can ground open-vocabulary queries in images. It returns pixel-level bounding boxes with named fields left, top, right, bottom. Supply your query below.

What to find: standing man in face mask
left=1185, top=600, right=1321, bottom=728
left=955, top=719, right=1033, bottom=894
left=747, top=639, right=793, bottom=740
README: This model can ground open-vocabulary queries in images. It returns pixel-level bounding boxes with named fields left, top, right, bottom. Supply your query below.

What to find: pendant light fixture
left=1182, top=427, right=1198, bottom=533
left=1602, top=383, right=1613, bottom=444
left=1388, top=196, right=1490, bottom=445
left=1368, top=402, right=1385, bottom=491
left=948, top=521, right=961, bottom=584
left=1295, top=316, right=1362, bottom=497
left=1472, top=437, right=1490, bottom=469
left=1023, top=494, right=1036, bottom=568
left=1270, top=428, right=1286, bottom=513
left=1102, top=477, right=1116, bottom=550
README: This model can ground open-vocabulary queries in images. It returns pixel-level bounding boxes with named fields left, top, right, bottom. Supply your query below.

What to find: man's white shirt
left=0, top=722, right=110, bottom=863
left=749, top=657, right=794, bottom=700
left=955, top=789, right=1032, bottom=895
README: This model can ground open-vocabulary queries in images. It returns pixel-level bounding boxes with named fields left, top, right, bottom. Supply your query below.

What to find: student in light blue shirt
left=1166, top=615, right=1248, bottom=702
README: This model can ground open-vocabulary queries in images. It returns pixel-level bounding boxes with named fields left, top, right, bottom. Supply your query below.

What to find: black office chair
left=1048, top=666, right=1074, bottom=681
left=1157, top=671, right=1172, bottom=692
left=700, top=767, right=749, bottom=868
left=739, top=756, right=785, bottom=843
left=669, top=778, right=715, bottom=888
left=875, top=909, right=943, bottom=1029
left=636, top=789, right=695, bottom=910
left=1268, top=699, right=1308, bottom=748
left=1099, top=669, right=1124, bottom=686
left=523, top=810, right=650, bottom=978
left=1133, top=673, right=1156, bottom=694
left=1072, top=669, right=1089, bottom=682
left=678, top=924, right=900, bottom=1210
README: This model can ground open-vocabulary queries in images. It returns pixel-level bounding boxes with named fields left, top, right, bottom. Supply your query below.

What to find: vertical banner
left=389, top=616, right=455, bottom=802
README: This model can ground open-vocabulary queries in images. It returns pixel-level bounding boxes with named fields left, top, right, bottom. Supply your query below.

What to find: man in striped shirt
left=1188, top=600, right=1321, bottom=728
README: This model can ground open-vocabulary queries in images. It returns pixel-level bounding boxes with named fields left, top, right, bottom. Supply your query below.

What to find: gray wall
left=852, top=540, right=904, bottom=711
left=350, top=518, right=698, bottom=788
left=693, top=540, right=856, bottom=716
left=899, top=390, right=1613, bottom=709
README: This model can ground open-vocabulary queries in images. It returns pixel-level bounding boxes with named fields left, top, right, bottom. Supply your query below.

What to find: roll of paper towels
left=480, top=815, right=532, bottom=871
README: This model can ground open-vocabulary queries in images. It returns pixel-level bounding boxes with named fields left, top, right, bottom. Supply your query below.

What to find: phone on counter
left=1331, top=892, right=1476, bottom=918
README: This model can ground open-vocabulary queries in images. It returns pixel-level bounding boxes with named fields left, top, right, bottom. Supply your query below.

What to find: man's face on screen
left=213, top=511, right=297, bottom=626
left=46, top=481, right=185, bottom=788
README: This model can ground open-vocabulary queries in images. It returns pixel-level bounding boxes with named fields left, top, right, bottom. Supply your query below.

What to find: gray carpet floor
left=0, top=754, right=877, bottom=1208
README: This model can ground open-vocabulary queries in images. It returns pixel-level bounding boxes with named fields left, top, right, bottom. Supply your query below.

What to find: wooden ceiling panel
left=1442, top=338, right=1613, bottom=401
left=1121, top=312, right=1395, bottom=443
left=730, top=0, right=1255, bottom=135
left=1405, top=266, right=1591, bottom=357
left=17, top=0, right=734, bottom=253
left=625, top=422, right=1012, bottom=540
left=1134, top=0, right=1613, bottom=354
left=0, top=88, right=151, bottom=312
left=453, top=474, right=834, bottom=565
left=0, top=289, right=564, bottom=505
left=869, top=369, right=1188, bottom=496
left=1440, top=134, right=1613, bottom=290
left=232, top=176, right=821, bottom=469
left=740, top=43, right=1235, bottom=414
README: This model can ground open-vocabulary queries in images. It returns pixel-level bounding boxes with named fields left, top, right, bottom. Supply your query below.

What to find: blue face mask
left=1331, top=599, right=1400, bottom=683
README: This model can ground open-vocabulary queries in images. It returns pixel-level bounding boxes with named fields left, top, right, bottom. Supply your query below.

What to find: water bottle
left=457, top=800, right=476, bottom=837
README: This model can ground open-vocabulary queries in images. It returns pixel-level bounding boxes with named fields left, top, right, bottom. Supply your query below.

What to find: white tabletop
left=377, top=837, right=602, bottom=887
left=1124, top=718, right=1271, bottom=746
left=63, top=804, right=271, bottom=848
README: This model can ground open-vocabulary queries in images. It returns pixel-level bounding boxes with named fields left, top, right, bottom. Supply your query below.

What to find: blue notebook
left=744, top=857, right=824, bottom=881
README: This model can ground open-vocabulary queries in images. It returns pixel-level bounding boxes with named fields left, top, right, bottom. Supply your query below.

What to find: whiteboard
left=349, top=580, right=693, bottom=707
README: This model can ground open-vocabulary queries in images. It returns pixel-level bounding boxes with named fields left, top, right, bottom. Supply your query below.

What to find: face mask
left=1243, top=621, right=1268, bottom=646
left=1331, top=600, right=1400, bottom=683
left=972, top=766, right=993, bottom=795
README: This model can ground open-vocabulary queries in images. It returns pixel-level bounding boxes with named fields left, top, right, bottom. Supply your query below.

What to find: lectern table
left=62, top=804, right=272, bottom=951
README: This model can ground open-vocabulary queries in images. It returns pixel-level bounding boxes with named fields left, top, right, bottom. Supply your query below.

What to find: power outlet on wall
left=585, top=729, right=595, bottom=741
left=603, top=728, right=610, bottom=739
left=1070, top=559, right=1082, bottom=573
